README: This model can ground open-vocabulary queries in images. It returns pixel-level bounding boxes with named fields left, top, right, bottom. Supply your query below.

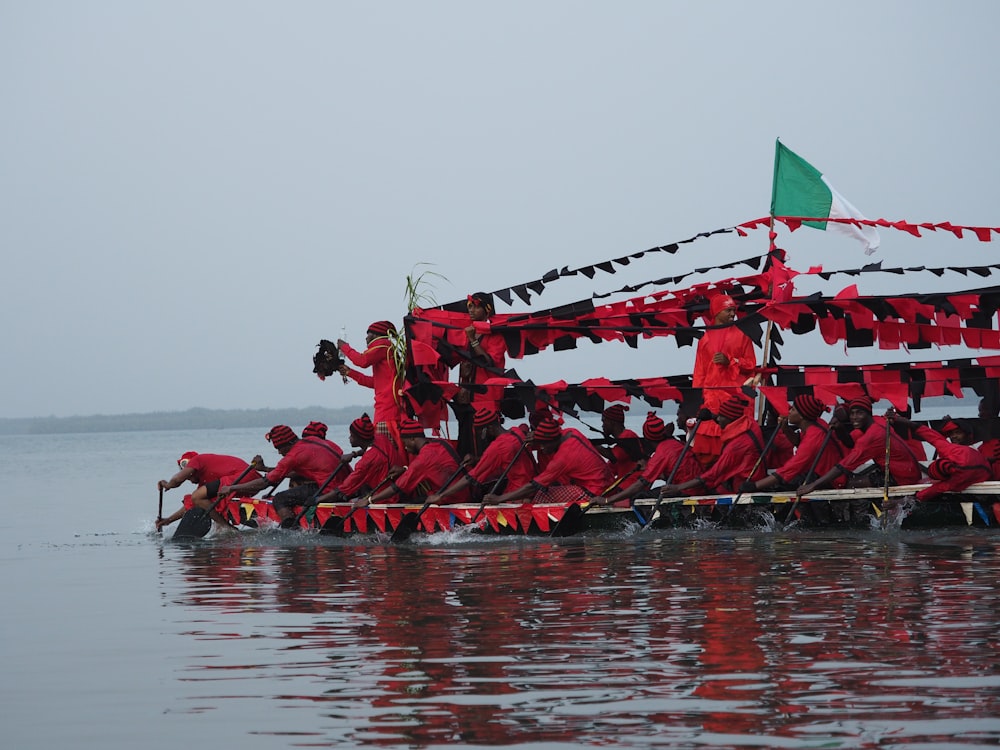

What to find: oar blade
left=172, top=508, right=212, bottom=540
left=549, top=502, right=586, bottom=537
left=319, top=513, right=349, bottom=537
left=390, top=512, right=421, bottom=543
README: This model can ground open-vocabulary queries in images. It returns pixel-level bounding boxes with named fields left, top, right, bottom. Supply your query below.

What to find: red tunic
left=692, top=325, right=757, bottom=466
left=468, top=431, right=536, bottom=494
left=698, top=419, right=766, bottom=493
left=394, top=439, right=471, bottom=504
left=609, top=428, right=641, bottom=481
left=914, top=425, right=991, bottom=501
left=530, top=428, right=613, bottom=496
left=641, top=438, right=702, bottom=490
left=186, top=454, right=258, bottom=488
left=266, top=439, right=343, bottom=488
left=336, top=443, right=390, bottom=499
left=773, top=421, right=846, bottom=488
left=341, top=338, right=405, bottom=426
left=468, top=331, right=507, bottom=408
left=836, top=417, right=923, bottom=486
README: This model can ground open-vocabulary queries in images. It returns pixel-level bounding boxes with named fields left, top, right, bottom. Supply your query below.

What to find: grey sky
left=2, top=1, right=997, bottom=419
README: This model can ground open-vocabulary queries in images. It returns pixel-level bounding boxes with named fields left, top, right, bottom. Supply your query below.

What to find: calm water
left=2, top=428, right=999, bottom=749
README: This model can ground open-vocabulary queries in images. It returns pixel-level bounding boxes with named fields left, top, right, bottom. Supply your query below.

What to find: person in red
left=691, top=293, right=757, bottom=467
left=425, top=407, right=537, bottom=504
left=156, top=451, right=262, bottom=531
left=454, top=292, right=508, bottom=458
left=317, top=414, right=391, bottom=503
left=338, top=320, right=406, bottom=467
left=660, top=396, right=766, bottom=496
left=938, top=414, right=1000, bottom=480
left=222, top=425, right=347, bottom=524
left=743, top=394, right=846, bottom=492
left=483, top=417, right=612, bottom=505
left=797, top=395, right=923, bottom=497
left=599, top=411, right=702, bottom=507
left=888, top=410, right=991, bottom=501
left=355, top=419, right=472, bottom=507
left=599, top=404, right=644, bottom=483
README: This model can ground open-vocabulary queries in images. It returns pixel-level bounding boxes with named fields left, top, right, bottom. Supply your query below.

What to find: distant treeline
left=0, top=406, right=368, bottom=435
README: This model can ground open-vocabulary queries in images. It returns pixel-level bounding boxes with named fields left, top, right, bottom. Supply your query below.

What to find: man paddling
left=423, top=407, right=537, bottom=505
left=221, top=425, right=346, bottom=525
left=797, top=395, right=923, bottom=497
left=482, top=417, right=612, bottom=505
left=156, top=451, right=262, bottom=532
left=352, top=419, right=472, bottom=507
left=317, top=414, right=391, bottom=503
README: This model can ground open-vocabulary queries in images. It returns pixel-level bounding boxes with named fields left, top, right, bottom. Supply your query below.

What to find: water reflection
left=161, top=531, right=1000, bottom=748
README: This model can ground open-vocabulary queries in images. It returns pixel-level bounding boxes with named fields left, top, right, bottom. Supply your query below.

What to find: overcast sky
left=2, top=1, right=997, bottom=419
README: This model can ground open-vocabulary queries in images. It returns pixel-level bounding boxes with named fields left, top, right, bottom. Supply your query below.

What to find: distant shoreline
left=0, top=406, right=369, bottom=435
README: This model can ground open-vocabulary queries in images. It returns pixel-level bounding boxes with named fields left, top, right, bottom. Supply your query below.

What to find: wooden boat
left=178, top=481, right=1000, bottom=539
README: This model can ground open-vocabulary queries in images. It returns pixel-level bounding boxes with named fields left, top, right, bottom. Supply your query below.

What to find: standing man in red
left=156, top=451, right=262, bottom=531
left=454, top=292, right=507, bottom=459
left=222, top=425, right=346, bottom=525
left=691, top=294, right=757, bottom=467
left=338, top=320, right=406, bottom=467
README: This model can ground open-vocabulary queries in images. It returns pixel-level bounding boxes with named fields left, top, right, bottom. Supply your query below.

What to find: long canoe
left=184, top=481, right=1000, bottom=538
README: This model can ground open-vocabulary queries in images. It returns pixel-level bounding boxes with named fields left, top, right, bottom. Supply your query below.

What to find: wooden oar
left=280, top=461, right=350, bottom=530
left=390, top=461, right=469, bottom=543
left=319, top=475, right=395, bottom=537
left=782, top=423, right=835, bottom=529
left=470, top=440, right=529, bottom=523
left=549, top=466, right=641, bottom=537
left=173, top=461, right=256, bottom=540
left=640, top=416, right=704, bottom=531
left=157, top=486, right=164, bottom=536
left=880, top=415, right=893, bottom=530
left=720, top=423, right=783, bottom=523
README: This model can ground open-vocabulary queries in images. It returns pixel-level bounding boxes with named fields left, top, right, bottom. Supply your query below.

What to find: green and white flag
left=771, top=140, right=880, bottom=255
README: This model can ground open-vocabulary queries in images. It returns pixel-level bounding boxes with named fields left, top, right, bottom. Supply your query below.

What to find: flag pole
left=756, top=140, right=783, bottom=423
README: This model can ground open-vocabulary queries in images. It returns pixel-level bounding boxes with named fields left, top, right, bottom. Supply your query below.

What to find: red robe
left=915, top=425, right=992, bottom=501
left=692, top=326, right=756, bottom=465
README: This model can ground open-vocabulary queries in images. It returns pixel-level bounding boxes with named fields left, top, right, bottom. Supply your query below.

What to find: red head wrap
left=399, top=419, right=425, bottom=438
left=266, top=425, right=297, bottom=448
left=642, top=412, right=669, bottom=442
left=717, top=396, right=749, bottom=422
left=793, top=394, right=827, bottom=423
left=531, top=419, right=562, bottom=442
left=473, top=406, right=500, bottom=428
left=350, top=414, right=375, bottom=441
left=302, top=421, right=328, bottom=439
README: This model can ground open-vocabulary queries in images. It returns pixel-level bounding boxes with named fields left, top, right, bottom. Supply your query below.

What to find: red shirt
left=641, top=439, right=701, bottom=487
left=698, top=419, right=766, bottom=492
left=468, top=430, right=536, bottom=493
left=836, top=417, right=923, bottom=485
left=693, top=327, right=756, bottom=414
left=341, top=338, right=404, bottom=425
left=609, top=428, right=641, bottom=481
left=774, top=421, right=845, bottom=486
left=468, top=331, right=507, bottom=408
left=394, top=439, right=471, bottom=503
left=531, top=428, right=613, bottom=496
left=914, top=425, right=991, bottom=501
left=336, top=443, right=390, bottom=499
left=267, top=438, right=344, bottom=488
left=186, top=454, right=254, bottom=485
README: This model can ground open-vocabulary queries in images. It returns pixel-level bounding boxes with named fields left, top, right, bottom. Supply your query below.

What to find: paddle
left=319, top=475, right=395, bottom=537
left=390, top=461, right=469, bottom=543
left=640, top=416, right=704, bottom=531
left=280, top=460, right=350, bottom=530
left=470, top=439, right=530, bottom=524
left=782, top=423, right=836, bottom=529
left=880, top=414, right=893, bottom=530
left=172, top=461, right=257, bottom=540
left=157, top=486, right=164, bottom=536
left=720, top=422, right=783, bottom=523
left=549, top=466, right=641, bottom=537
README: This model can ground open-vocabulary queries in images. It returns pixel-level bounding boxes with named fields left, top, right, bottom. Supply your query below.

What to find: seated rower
left=424, top=407, right=536, bottom=505
left=797, top=396, right=923, bottom=497
left=659, top=396, right=766, bottom=497
left=889, top=410, right=991, bottom=501
left=743, top=394, right=846, bottom=493
left=317, top=414, right=389, bottom=503
left=599, top=411, right=701, bottom=506
left=156, top=451, right=262, bottom=531
left=600, top=404, right=644, bottom=482
left=221, top=425, right=347, bottom=524
left=483, top=417, right=612, bottom=505
left=354, top=419, right=472, bottom=507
